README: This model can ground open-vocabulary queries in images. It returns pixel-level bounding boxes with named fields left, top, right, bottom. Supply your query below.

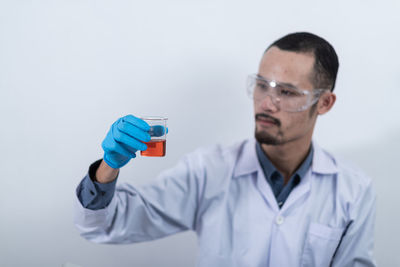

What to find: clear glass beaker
left=140, top=116, right=168, bottom=157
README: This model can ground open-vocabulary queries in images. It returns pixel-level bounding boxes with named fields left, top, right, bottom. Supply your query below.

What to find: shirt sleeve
left=76, top=159, right=118, bottom=210
left=331, top=178, right=377, bottom=267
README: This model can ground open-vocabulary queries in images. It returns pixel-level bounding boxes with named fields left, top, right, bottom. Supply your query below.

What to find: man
left=74, top=32, right=376, bottom=266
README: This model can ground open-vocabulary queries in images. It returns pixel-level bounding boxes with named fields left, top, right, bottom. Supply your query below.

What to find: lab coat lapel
left=256, top=166, right=281, bottom=212
left=281, top=141, right=338, bottom=211
left=310, top=141, right=338, bottom=175
left=280, top=169, right=311, bottom=212
left=232, top=139, right=259, bottom=178
left=232, top=139, right=279, bottom=212
left=232, top=139, right=338, bottom=213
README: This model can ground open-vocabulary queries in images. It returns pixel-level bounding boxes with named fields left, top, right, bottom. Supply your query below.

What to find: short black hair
left=266, top=32, right=339, bottom=92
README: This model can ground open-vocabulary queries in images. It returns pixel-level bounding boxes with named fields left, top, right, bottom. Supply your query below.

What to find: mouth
left=255, top=114, right=280, bottom=127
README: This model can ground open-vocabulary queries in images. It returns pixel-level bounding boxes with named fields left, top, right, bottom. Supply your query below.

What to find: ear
left=317, top=92, right=336, bottom=115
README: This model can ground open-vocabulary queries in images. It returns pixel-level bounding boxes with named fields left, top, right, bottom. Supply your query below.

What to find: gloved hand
left=102, top=115, right=151, bottom=169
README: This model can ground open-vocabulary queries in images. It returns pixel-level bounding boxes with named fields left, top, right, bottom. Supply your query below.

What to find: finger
left=113, top=125, right=148, bottom=151
left=117, top=120, right=151, bottom=142
left=120, top=142, right=139, bottom=155
left=121, top=115, right=150, bottom=131
left=102, top=137, right=134, bottom=158
left=149, top=125, right=167, bottom=137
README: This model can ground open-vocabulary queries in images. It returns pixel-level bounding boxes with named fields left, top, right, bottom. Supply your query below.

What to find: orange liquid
left=141, top=140, right=166, bottom=157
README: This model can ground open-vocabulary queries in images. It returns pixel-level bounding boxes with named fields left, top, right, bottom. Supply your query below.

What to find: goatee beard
left=254, top=114, right=283, bottom=145
left=255, top=129, right=281, bottom=145
left=254, top=123, right=286, bottom=145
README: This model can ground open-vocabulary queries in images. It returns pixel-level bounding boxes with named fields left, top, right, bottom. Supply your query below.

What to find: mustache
left=255, top=113, right=281, bottom=127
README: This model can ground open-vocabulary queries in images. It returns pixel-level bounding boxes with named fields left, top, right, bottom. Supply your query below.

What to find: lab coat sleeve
left=331, top=178, right=377, bottom=267
left=74, top=154, right=201, bottom=244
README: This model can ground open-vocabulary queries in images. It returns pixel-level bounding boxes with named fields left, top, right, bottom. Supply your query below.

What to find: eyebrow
left=256, top=74, right=299, bottom=90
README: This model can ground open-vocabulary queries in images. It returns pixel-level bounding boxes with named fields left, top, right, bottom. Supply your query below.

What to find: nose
left=259, top=94, right=279, bottom=112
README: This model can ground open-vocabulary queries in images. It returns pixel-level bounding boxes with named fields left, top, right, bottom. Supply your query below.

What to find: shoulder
left=335, top=156, right=372, bottom=185
left=335, top=155, right=375, bottom=199
left=313, top=142, right=372, bottom=186
left=315, top=145, right=375, bottom=204
left=185, top=139, right=250, bottom=167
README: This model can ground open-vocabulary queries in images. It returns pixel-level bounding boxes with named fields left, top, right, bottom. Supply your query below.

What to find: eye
left=276, top=87, right=294, bottom=96
left=281, top=89, right=294, bottom=96
left=256, top=81, right=269, bottom=90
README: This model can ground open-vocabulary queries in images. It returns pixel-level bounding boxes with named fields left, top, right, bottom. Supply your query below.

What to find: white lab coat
left=74, top=138, right=376, bottom=267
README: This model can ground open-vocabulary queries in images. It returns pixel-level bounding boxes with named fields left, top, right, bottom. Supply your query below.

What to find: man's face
left=254, top=46, right=318, bottom=146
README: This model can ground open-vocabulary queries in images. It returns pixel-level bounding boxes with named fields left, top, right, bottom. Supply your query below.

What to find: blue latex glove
left=102, top=115, right=151, bottom=169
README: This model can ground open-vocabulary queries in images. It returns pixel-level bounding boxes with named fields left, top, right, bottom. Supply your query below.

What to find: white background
left=0, top=0, right=399, bottom=266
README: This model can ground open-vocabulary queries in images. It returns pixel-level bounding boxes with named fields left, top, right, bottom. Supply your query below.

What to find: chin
left=255, top=130, right=283, bottom=146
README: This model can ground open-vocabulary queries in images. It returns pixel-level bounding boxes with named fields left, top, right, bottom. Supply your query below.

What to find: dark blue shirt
left=255, top=142, right=313, bottom=209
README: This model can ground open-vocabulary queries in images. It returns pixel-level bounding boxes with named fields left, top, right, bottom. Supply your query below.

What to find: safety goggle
left=246, top=74, right=329, bottom=112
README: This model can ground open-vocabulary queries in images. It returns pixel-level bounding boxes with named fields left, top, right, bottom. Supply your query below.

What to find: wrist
left=95, top=159, right=119, bottom=184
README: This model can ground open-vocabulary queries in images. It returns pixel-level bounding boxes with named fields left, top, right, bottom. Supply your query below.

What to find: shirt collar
left=233, top=138, right=338, bottom=178
left=255, top=141, right=313, bottom=180
left=255, top=141, right=278, bottom=178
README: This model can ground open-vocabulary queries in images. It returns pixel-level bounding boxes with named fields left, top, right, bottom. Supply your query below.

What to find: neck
left=261, top=136, right=312, bottom=183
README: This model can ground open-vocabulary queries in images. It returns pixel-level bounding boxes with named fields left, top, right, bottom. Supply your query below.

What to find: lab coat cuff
left=74, top=190, right=118, bottom=229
